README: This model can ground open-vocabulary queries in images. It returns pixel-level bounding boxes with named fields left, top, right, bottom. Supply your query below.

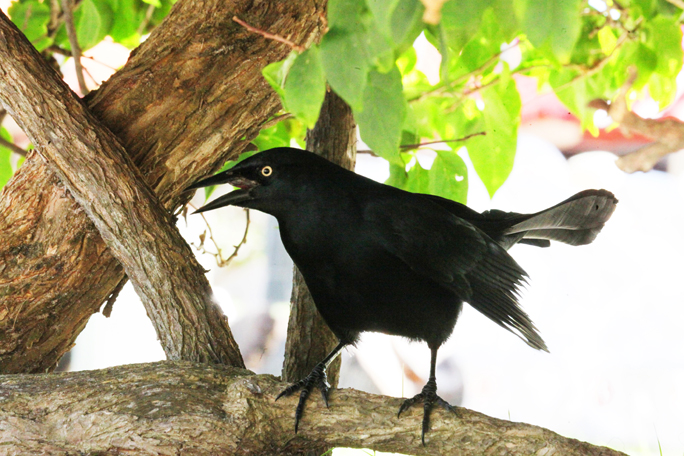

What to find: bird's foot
left=397, top=377, right=458, bottom=445
left=275, top=362, right=331, bottom=433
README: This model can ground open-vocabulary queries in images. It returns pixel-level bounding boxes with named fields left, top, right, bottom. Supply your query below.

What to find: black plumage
left=187, top=147, right=617, bottom=443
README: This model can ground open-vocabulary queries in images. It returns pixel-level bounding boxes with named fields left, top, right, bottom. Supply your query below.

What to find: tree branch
left=0, top=361, right=628, bottom=456
left=0, top=136, right=27, bottom=157
left=61, top=0, right=89, bottom=95
left=589, top=68, right=684, bottom=173
left=0, top=11, right=243, bottom=367
left=0, top=0, right=325, bottom=374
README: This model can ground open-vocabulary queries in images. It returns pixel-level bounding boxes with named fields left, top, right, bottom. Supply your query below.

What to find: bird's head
left=186, top=147, right=333, bottom=215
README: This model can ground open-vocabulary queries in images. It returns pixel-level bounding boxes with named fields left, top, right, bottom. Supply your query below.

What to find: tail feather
left=418, top=189, right=617, bottom=249
left=501, top=189, right=618, bottom=247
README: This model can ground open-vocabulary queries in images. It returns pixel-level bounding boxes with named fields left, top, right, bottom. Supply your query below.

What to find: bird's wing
left=365, top=194, right=547, bottom=351
left=365, top=196, right=487, bottom=297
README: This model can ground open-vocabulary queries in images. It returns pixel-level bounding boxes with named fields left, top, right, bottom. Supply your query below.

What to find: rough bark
left=0, top=361, right=629, bottom=456
left=589, top=68, right=684, bottom=173
left=0, top=10, right=244, bottom=368
left=0, top=0, right=325, bottom=373
left=282, top=90, right=357, bottom=385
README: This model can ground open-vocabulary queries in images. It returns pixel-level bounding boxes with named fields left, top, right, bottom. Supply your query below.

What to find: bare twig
left=137, top=3, right=156, bottom=36
left=232, top=16, right=305, bottom=53
left=101, top=276, right=128, bottom=318
left=188, top=203, right=250, bottom=267
left=409, top=49, right=505, bottom=103
left=357, top=133, right=486, bottom=156
left=223, top=208, right=250, bottom=265
left=48, top=45, right=120, bottom=72
left=61, top=0, right=89, bottom=95
left=259, top=112, right=294, bottom=131
left=0, top=136, right=27, bottom=157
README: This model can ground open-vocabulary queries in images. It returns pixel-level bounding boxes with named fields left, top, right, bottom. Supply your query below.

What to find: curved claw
left=397, top=378, right=458, bottom=445
left=276, top=362, right=331, bottom=433
left=276, top=380, right=306, bottom=402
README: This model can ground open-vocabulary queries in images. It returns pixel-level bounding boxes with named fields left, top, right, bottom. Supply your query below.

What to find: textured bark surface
left=282, top=90, right=357, bottom=385
left=0, top=10, right=243, bottom=369
left=0, top=361, right=629, bottom=456
left=0, top=0, right=325, bottom=373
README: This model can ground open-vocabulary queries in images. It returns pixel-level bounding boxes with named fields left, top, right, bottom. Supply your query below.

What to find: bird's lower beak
left=186, top=170, right=259, bottom=213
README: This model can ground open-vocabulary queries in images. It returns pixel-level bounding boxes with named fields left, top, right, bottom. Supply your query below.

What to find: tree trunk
left=282, top=90, right=357, bottom=385
left=0, top=10, right=243, bottom=368
left=0, top=0, right=325, bottom=373
left=0, top=361, right=629, bottom=456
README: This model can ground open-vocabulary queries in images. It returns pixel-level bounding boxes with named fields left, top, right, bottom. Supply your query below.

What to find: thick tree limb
left=589, top=69, right=684, bottom=173
left=0, top=11, right=243, bottom=367
left=0, top=361, right=628, bottom=456
left=283, top=90, right=357, bottom=386
left=0, top=0, right=325, bottom=373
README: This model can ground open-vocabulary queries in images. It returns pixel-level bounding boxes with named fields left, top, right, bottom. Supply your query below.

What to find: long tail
left=487, top=190, right=618, bottom=249
left=420, top=189, right=618, bottom=249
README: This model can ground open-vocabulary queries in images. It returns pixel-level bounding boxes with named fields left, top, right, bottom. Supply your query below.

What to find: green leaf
left=320, top=0, right=395, bottom=108
left=390, top=0, right=425, bottom=51
left=252, top=119, right=300, bottom=151
left=645, top=16, right=683, bottom=108
left=466, top=71, right=520, bottom=197
left=356, top=67, right=407, bottom=165
left=0, top=127, right=15, bottom=188
left=76, top=0, right=114, bottom=51
left=597, top=27, right=617, bottom=55
left=328, top=0, right=370, bottom=30
left=515, top=0, right=582, bottom=63
left=283, top=47, right=327, bottom=129
left=106, top=0, right=143, bottom=47
left=550, top=66, right=611, bottom=134
left=262, top=51, right=298, bottom=99
left=447, top=8, right=504, bottom=79
left=8, top=0, right=53, bottom=51
left=367, top=0, right=401, bottom=37
left=386, top=150, right=468, bottom=204
left=440, top=0, right=491, bottom=51
left=320, top=29, right=371, bottom=110
left=441, top=0, right=518, bottom=52
left=429, top=150, right=468, bottom=204
left=402, top=159, right=430, bottom=194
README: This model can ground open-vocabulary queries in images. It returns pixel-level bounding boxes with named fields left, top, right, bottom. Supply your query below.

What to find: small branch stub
left=233, top=16, right=305, bottom=53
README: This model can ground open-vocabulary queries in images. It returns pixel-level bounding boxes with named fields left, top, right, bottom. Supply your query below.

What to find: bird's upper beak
left=186, top=169, right=259, bottom=213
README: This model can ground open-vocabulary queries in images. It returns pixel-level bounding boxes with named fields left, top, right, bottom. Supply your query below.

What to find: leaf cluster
left=264, top=0, right=684, bottom=200
left=8, top=0, right=175, bottom=52
left=3, top=0, right=684, bottom=201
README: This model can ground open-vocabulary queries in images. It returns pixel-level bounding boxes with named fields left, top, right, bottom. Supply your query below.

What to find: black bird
left=188, top=147, right=617, bottom=443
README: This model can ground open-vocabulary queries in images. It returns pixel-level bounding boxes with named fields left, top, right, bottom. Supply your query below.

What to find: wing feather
left=366, top=193, right=547, bottom=351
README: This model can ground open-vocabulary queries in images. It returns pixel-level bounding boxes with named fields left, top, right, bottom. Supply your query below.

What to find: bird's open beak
left=186, top=170, right=258, bottom=213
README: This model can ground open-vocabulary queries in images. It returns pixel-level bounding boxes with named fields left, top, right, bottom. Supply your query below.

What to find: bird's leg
left=397, top=345, right=458, bottom=445
left=276, top=341, right=345, bottom=433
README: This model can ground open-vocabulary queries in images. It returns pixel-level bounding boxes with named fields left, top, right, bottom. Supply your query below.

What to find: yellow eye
left=261, top=166, right=273, bottom=177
